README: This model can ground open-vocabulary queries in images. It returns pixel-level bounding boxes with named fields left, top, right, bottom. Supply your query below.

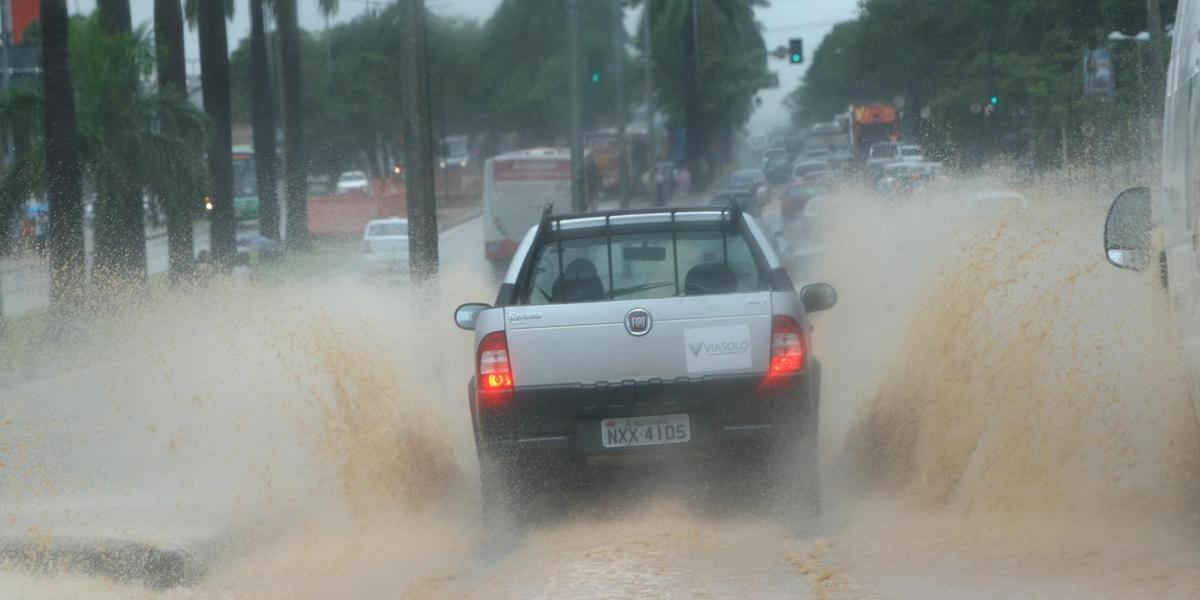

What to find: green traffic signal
left=591, top=72, right=601, bottom=84
left=990, top=95, right=998, bottom=105
left=790, top=53, right=802, bottom=63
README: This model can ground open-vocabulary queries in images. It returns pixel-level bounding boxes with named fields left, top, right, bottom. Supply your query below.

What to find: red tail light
left=477, top=331, right=513, bottom=407
left=768, top=315, right=806, bottom=376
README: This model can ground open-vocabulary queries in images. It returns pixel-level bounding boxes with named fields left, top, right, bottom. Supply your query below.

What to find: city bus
left=482, top=148, right=579, bottom=266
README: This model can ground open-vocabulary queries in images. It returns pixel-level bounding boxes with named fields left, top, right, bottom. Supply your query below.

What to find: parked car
left=337, top=170, right=371, bottom=195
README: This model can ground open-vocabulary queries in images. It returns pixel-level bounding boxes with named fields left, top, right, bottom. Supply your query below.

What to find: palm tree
left=155, top=0, right=196, bottom=280
left=1, top=18, right=210, bottom=300
left=197, top=0, right=237, bottom=265
left=249, top=0, right=279, bottom=240
left=94, top=0, right=150, bottom=287
left=39, top=0, right=86, bottom=318
left=277, top=0, right=337, bottom=249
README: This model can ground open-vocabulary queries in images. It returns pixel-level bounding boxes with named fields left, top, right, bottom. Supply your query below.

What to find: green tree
left=0, top=16, right=210, bottom=307
left=791, top=0, right=1178, bottom=167
left=634, top=0, right=769, bottom=184
left=477, top=0, right=623, bottom=143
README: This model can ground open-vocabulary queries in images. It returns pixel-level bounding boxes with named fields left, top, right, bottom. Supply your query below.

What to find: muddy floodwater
left=2, top=175, right=1199, bottom=599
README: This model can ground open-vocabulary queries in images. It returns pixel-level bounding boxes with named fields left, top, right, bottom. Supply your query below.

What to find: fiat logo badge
left=625, top=308, right=652, bottom=337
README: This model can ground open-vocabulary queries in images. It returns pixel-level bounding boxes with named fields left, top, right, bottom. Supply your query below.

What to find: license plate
left=601, top=414, right=691, bottom=448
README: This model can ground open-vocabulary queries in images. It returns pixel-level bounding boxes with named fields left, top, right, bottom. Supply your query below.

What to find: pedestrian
left=231, top=252, right=253, bottom=283
left=677, top=166, right=692, bottom=198
left=194, top=250, right=213, bottom=279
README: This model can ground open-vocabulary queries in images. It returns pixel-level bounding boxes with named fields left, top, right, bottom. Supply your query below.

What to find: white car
left=897, top=144, right=925, bottom=162
left=362, top=217, right=409, bottom=272
left=337, top=170, right=371, bottom=194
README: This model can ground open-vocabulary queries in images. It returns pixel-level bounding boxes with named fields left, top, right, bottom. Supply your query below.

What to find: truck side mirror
left=454, top=303, right=490, bottom=330
left=801, top=283, right=837, bottom=313
left=1103, top=187, right=1153, bottom=271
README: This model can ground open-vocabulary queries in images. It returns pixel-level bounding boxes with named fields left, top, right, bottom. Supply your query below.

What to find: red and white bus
left=482, top=148, right=578, bottom=265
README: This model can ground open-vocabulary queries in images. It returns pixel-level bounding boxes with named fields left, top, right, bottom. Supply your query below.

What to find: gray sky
left=79, top=0, right=857, bottom=132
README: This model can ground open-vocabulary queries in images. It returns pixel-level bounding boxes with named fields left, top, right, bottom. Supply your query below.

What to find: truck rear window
left=522, top=230, right=766, bottom=305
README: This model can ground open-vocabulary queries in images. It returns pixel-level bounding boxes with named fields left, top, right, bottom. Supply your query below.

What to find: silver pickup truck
left=454, top=204, right=837, bottom=519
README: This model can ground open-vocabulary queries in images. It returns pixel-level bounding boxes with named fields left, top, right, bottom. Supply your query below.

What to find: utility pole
left=567, top=0, right=587, bottom=211
left=1146, top=0, right=1166, bottom=156
left=401, top=0, right=438, bottom=280
left=612, top=0, right=629, bottom=208
left=643, top=2, right=655, bottom=177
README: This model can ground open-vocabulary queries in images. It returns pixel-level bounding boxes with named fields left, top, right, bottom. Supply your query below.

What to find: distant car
left=897, top=145, right=925, bottom=162
left=865, top=142, right=903, bottom=180
left=764, top=154, right=793, bottom=184
left=362, top=217, right=409, bottom=273
left=761, top=147, right=788, bottom=165
left=781, top=177, right=832, bottom=223
left=337, top=170, right=371, bottom=194
left=876, top=162, right=933, bottom=196
left=712, top=169, right=766, bottom=215
left=791, top=160, right=830, bottom=181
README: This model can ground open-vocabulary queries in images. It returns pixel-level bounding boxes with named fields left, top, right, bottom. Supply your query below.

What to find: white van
left=1103, top=0, right=1200, bottom=420
left=482, top=148, right=575, bottom=266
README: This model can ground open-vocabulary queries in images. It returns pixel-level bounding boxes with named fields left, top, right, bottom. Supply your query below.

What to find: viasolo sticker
left=684, top=324, right=752, bottom=373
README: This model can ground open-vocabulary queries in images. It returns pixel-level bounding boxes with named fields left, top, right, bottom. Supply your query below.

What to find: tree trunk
left=277, top=0, right=308, bottom=248
left=250, top=0, right=279, bottom=240
left=96, top=0, right=148, bottom=287
left=401, top=0, right=439, bottom=280
left=155, top=0, right=195, bottom=281
left=198, top=0, right=236, bottom=265
left=41, top=0, right=86, bottom=319
left=682, top=0, right=706, bottom=190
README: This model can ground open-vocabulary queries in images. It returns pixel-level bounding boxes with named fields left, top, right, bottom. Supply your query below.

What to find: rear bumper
left=471, top=369, right=818, bottom=462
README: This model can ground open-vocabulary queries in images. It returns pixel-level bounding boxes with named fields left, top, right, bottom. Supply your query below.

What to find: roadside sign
left=772, top=45, right=788, bottom=60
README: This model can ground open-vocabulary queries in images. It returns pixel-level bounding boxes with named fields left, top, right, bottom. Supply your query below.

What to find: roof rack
left=536, top=199, right=743, bottom=238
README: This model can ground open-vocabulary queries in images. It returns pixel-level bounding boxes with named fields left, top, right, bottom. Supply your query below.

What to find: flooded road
left=3, top=175, right=1200, bottom=598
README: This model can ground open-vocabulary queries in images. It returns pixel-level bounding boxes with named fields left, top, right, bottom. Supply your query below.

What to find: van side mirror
left=1103, top=187, right=1153, bottom=271
left=454, top=303, right=490, bottom=330
left=800, top=283, right=837, bottom=313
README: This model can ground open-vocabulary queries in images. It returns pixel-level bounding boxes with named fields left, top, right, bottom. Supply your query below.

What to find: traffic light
left=788, top=38, right=803, bottom=64
left=990, top=95, right=998, bottom=106
left=591, top=71, right=601, bottom=84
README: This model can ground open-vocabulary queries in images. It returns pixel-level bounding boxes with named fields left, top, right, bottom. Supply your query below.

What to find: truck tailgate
left=504, top=293, right=772, bottom=387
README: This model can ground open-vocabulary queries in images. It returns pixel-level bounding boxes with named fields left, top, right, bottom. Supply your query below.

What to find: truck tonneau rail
left=538, top=201, right=744, bottom=239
